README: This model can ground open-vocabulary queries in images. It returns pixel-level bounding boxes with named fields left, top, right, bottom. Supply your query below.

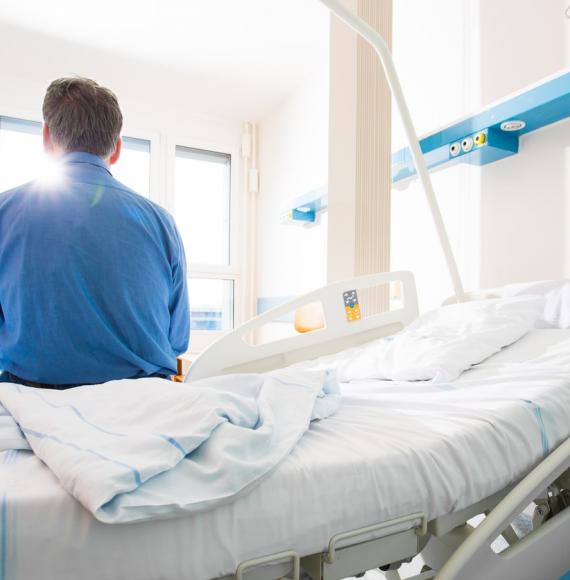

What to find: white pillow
left=339, top=295, right=544, bottom=383
left=502, top=279, right=570, bottom=329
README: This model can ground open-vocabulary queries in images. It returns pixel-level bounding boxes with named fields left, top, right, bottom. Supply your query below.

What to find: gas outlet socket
left=461, top=137, right=474, bottom=153
left=449, top=142, right=461, bottom=157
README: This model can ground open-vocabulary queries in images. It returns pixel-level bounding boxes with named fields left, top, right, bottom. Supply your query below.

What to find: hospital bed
left=184, top=270, right=570, bottom=580
left=1, top=270, right=569, bottom=580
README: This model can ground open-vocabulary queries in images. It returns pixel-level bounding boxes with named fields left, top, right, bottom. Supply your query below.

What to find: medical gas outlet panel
left=392, top=69, right=570, bottom=185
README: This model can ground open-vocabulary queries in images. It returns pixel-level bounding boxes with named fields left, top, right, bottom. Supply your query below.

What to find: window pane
left=0, top=117, right=43, bottom=192
left=113, top=136, right=151, bottom=197
left=174, top=146, right=231, bottom=265
left=190, top=278, right=234, bottom=331
left=0, top=116, right=150, bottom=197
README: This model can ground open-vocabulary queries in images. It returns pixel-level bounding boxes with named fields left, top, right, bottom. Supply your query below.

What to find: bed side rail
left=437, top=437, right=570, bottom=580
left=187, top=271, right=418, bottom=381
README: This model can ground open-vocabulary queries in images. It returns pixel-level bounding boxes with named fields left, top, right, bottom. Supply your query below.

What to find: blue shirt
left=0, top=152, right=190, bottom=384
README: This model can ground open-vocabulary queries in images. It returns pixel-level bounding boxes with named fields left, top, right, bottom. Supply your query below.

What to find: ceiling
left=0, top=0, right=330, bottom=120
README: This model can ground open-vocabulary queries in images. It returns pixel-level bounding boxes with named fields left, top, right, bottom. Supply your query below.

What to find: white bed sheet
left=1, top=330, right=569, bottom=580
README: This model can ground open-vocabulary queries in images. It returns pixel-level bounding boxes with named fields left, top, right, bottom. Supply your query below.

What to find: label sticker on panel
left=343, top=289, right=361, bottom=322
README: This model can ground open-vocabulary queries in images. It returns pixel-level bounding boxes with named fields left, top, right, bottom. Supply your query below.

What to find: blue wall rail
left=282, top=71, right=570, bottom=220
left=281, top=185, right=328, bottom=224
left=392, top=69, right=570, bottom=183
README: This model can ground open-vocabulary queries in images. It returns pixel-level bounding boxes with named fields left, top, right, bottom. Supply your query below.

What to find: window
left=189, top=278, right=234, bottom=331
left=174, top=147, right=231, bottom=265
left=0, top=116, right=150, bottom=195
left=173, top=145, right=236, bottom=335
left=0, top=117, right=45, bottom=192
left=113, top=137, right=151, bottom=197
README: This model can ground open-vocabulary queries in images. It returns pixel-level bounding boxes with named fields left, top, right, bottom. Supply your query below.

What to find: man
left=0, top=77, right=190, bottom=388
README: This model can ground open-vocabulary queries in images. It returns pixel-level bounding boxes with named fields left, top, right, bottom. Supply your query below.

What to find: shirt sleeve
left=168, top=222, right=191, bottom=355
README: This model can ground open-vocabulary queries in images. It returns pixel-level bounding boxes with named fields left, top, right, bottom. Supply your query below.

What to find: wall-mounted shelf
left=392, top=69, right=570, bottom=184
left=280, top=185, right=328, bottom=225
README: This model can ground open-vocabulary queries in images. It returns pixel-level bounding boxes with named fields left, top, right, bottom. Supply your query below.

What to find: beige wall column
left=327, top=0, right=393, bottom=300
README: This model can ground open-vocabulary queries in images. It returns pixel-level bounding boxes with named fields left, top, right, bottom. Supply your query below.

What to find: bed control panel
left=343, top=290, right=362, bottom=322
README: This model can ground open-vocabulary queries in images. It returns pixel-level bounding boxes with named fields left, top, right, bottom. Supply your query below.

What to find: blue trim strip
left=14, top=387, right=127, bottom=438
left=289, top=186, right=328, bottom=213
left=8, top=386, right=191, bottom=461
left=523, top=399, right=550, bottom=456
left=533, top=406, right=550, bottom=456
left=158, top=435, right=187, bottom=456
left=21, top=427, right=142, bottom=486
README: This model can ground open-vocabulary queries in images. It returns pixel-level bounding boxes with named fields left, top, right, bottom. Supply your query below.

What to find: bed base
left=224, top=440, right=569, bottom=580
left=435, top=437, right=570, bottom=580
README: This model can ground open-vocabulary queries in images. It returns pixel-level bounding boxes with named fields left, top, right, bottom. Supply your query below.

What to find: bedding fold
left=294, top=296, right=545, bottom=383
left=0, top=368, right=339, bottom=523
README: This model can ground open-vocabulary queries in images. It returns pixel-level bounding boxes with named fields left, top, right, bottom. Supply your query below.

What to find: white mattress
left=1, top=330, right=569, bottom=580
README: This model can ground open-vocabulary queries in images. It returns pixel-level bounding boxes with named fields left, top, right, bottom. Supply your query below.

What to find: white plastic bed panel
left=438, top=437, right=570, bottom=580
left=187, top=271, right=418, bottom=381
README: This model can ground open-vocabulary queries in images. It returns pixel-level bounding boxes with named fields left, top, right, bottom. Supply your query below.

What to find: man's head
left=42, top=76, right=123, bottom=165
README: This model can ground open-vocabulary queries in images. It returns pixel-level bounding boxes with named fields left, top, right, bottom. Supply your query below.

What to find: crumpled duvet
left=0, top=368, right=339, bottom=523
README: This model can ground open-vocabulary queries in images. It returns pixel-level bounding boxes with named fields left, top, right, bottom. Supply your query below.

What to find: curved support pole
left=319, top=0, right=465, bottom=303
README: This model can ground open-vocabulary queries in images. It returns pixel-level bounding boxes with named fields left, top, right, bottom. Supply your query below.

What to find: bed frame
left=187, top=272, right=570, bottom=580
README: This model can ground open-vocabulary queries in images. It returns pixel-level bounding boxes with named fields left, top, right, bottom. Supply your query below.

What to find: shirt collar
left=60, top=152, right=112, bottom=175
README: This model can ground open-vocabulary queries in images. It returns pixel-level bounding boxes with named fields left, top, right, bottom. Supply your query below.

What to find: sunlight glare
left=36, top=157, right=66, bottom=188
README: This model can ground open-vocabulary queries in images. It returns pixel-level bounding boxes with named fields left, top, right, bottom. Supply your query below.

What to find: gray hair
left=42, top=77, right=123, bottom=158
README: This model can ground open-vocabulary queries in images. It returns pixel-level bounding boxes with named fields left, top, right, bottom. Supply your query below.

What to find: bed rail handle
left=235, top=549, right=300, bottom=580
left=325, top=512, right=427, bottom=564
left=187, top=270, right=418, bottom=381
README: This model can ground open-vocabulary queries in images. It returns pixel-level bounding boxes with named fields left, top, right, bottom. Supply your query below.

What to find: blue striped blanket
left=0, top=370, right=339, bottom=523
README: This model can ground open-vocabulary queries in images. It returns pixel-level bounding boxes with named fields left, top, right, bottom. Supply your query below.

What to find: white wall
left=0, top=20, right=241, bottom=152
left=478, top=0, right=570, bottom=287
left=392, top=0, right=570, bottom=310
left=391, top=0, right=481, bottom=310
left=255, top=67, right=329, bottom=336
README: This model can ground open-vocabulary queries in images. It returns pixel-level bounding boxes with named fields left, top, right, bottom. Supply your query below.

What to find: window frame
left=165, top=133, right=242, bottom=353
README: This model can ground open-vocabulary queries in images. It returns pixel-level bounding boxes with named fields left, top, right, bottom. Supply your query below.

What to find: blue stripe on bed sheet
left=0, top=494, right=7, bottom=580
left=522, top=399, right=550, bottom=456
left=21, top=427, right=142, bottom=486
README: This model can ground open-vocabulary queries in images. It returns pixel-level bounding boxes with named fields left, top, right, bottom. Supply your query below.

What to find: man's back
left=0, top=152, right=190, bottom=384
